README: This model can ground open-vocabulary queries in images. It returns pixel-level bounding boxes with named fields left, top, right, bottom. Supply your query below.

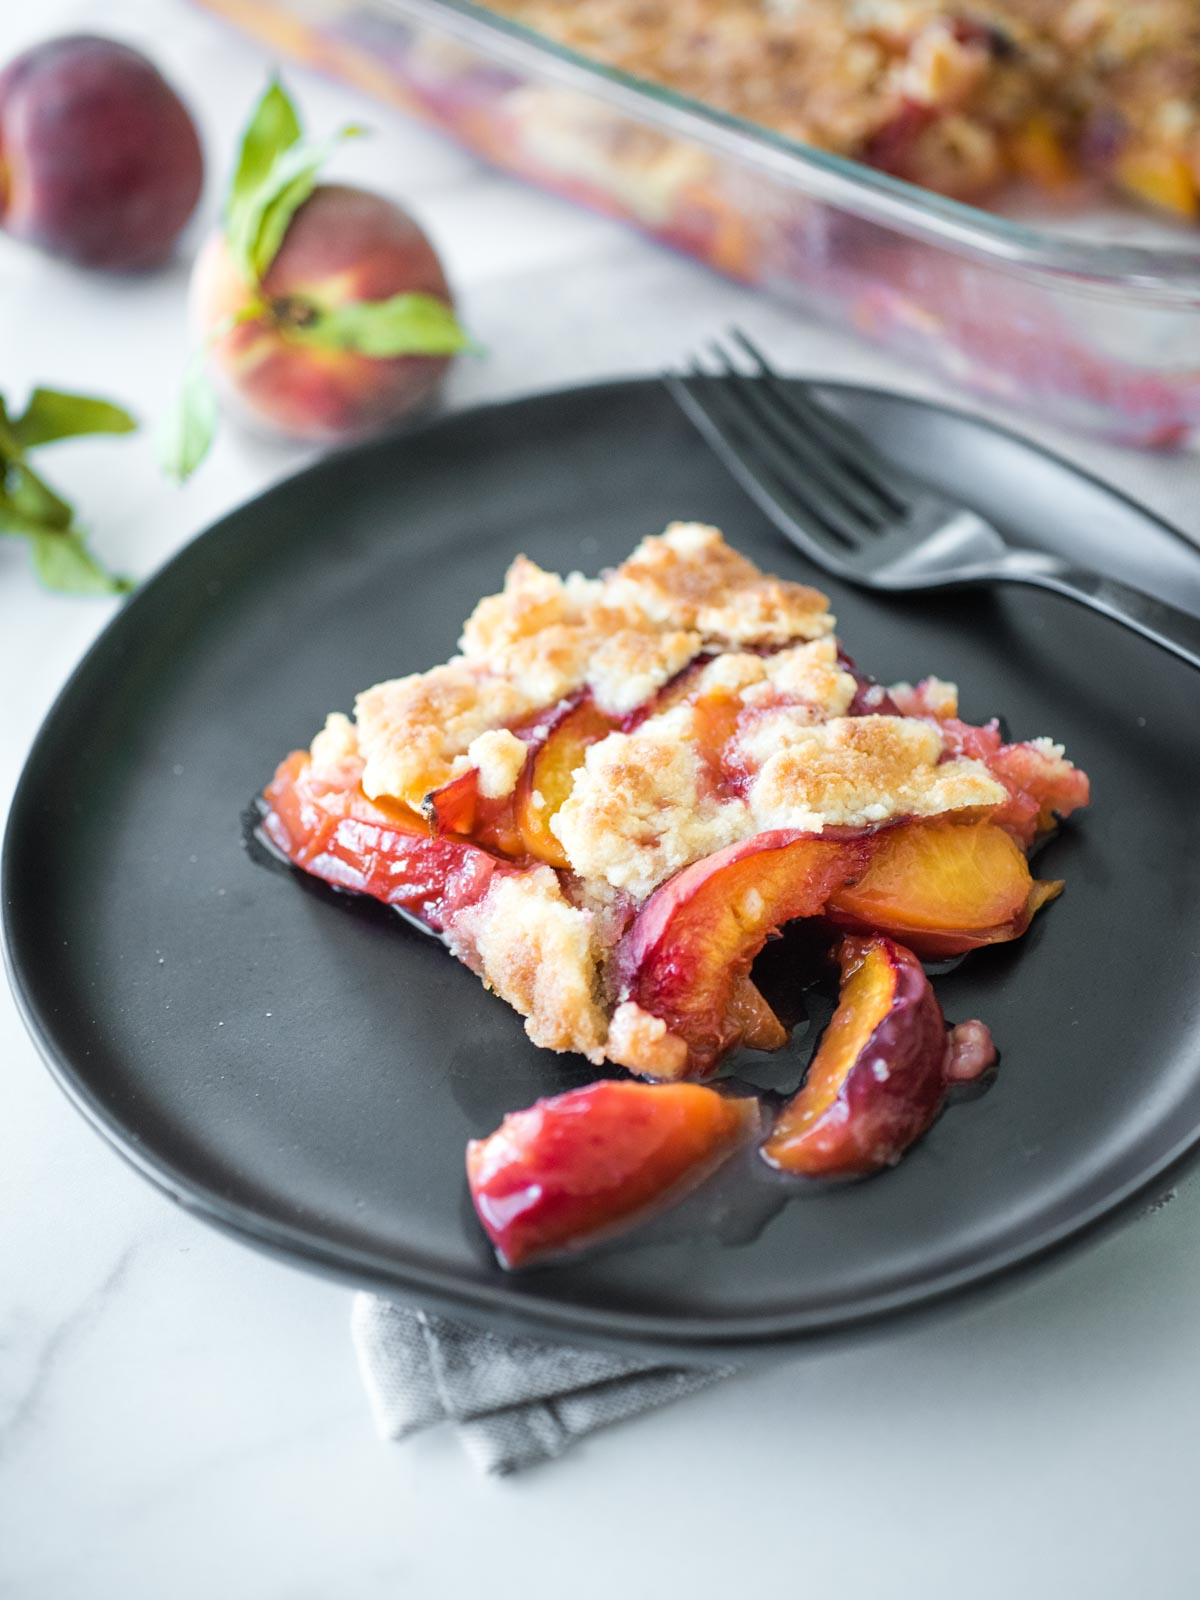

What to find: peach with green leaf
left=160, top=80, right=471, bottom=479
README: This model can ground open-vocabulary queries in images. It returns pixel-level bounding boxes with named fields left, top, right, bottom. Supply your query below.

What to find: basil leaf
left=227, top=77, right=302, bottom=226
left=29, top=529, right=131, bottom=596
left=9, top=463, right=73, bottom=529
left=227, top=124, right=366, bottom=285
left=12, top=388, right=137, bottom=448
left=156, top=355, right=219, bottom=484
left=292, top=293, right=474, bottom=358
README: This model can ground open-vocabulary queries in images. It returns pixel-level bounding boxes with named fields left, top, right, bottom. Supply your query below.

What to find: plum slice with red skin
left=417, top=698, right=619, bottom=867
left=616, top=832, right=871, bottom=1080
left=422, top=764, right=531, bottom=859
left=263, top=750, right=517, bottom=933
left=466, top=1079, right=760, bottom=1268
left=762, top=935, right=995, bottom=1178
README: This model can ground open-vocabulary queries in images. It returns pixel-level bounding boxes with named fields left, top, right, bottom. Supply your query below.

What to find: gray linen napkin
left=355, top=1185, right=1187, bottom=1474
left=351, top=1296, right=733, bottom=1474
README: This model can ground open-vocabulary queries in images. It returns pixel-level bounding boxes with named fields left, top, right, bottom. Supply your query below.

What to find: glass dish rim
left=379, top=0, right=1200, bottom=304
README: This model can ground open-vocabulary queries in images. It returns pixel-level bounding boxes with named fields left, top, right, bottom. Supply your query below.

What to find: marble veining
left=1, top=1245, right=139, bottom=1447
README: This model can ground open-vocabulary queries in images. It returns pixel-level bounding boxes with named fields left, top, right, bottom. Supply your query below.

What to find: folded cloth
left=352, top=1180, right=1195, bottom=1474
left=351, top=1295, right=734, bottom=1474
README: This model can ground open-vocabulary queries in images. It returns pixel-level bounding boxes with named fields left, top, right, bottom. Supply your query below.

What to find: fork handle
left=998, top=553, right=1200, bottom=673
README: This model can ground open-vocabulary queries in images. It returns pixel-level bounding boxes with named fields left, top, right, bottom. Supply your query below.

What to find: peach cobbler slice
left=262, top=524, right=1088, bottom=1264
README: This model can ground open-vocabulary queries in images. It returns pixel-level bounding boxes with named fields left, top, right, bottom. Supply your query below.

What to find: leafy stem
left=0, top=388, right=136, bottom=595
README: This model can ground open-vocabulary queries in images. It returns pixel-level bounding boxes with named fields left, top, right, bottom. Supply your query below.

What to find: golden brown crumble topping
left=303, top=524, right=1080, bottom=1069
left=345, top=523, right=836, bottom=807
left=607, top=523, right=833, bottom=645
left=747, top=715, right=1005, bottom=832
left=552, top=703, right=747, bottom=900
left=355, top=663, right=536, bottom=808
left=447, top=868, right=609, bottom=1061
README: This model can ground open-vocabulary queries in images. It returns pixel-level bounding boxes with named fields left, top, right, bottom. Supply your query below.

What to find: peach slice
left=761, top=936, right=994, bottom=1178
left=516, top=700, right=617, bottom=867
left=466, top=1079, right=759, bottom=1268
left=422, top=766, right=527, bottom=859
left=423, top=767, right=479, bottom=836
left=1007, top=113, right=1076, bottom=190
left=263, top=751, right=513, bottom=932
left=688, top=689, right=745, bottom=767
left=939, top=719, right=1090, bottom=846
left=727, top=974, right=789, bottom=1053
left=1115, top=146, right=1199, bottom=219
left=827, top=819, right=1062, bottom=959
left=986, top=740, right=1090, bottom=843
left=617, top=832, right=870, bottom=1079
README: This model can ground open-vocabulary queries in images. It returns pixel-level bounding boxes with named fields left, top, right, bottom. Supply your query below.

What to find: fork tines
left=666, top=330, right=911, bottom=557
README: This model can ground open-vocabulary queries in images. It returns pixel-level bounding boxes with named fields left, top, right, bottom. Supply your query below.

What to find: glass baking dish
left=196, top=0, right=1200, bottom=446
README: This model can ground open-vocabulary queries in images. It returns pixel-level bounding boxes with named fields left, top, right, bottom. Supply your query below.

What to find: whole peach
left=0, top=35, right=203, bottom=270
left=190, top=184, right=455, bottom=444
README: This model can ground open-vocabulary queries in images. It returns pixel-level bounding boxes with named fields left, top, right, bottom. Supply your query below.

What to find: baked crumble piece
left=263, top=523, right=1087, bottom=1074
left=262, top=522, right=1091, bottom=1263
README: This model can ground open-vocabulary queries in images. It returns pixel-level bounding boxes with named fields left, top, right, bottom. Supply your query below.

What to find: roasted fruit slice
left=615, top=832, right=870, bottom=1080
left=467, top=1079, right=759, bottom=1268
left=827, top=819, right=1062, bottom=959
left=516, top=700, right=617, bottom=867
left=985, top=739, right=1090, bottom=842
left=422, top=767, right=479, bottom=836
left=1114, top=146, right=1199, bottom=220
left=938, top=719, right=1090, bottom=846
left=263, top=751, right=513, bottom=931
left=423, top=765, right=528, bottom=858
left=762, top=936, right=995, bottom=1179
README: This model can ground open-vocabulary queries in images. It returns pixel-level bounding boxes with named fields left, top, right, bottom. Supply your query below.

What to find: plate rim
left=5, top=373, right=1200, bottom=1356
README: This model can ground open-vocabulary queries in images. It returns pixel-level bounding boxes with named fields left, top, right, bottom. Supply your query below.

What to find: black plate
left=6, top=378, right=1200, bottom=1358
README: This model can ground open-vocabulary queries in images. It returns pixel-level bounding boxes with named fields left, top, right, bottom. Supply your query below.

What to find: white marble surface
left=5, top=1, right=1200, bottom=1594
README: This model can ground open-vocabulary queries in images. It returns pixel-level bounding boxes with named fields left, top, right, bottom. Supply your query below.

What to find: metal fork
left=665, top=331, right=1200, bottom=673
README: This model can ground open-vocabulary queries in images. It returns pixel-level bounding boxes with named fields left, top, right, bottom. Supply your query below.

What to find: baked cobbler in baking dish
left=262, top=525, right=1089, bottom=1266
left=484, top=0, right=1200, bottom=217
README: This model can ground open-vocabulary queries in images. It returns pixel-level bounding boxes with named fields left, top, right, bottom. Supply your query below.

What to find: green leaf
left=226, top=123, right=366, bottom=285
left=8, top=463, right=73, bottom=529
left=290, top=293, right=474, bottom=358
left=227, top=77, right=302, bottom=226
left=12, top=388, right=137, bottom=449
left=29, top=529, right=131, bottom=596
left=0, top=495, right=56, bottom=539
left=0, top=397, right=22, bottom=462
left=156, top=355, right=220, bottom=484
